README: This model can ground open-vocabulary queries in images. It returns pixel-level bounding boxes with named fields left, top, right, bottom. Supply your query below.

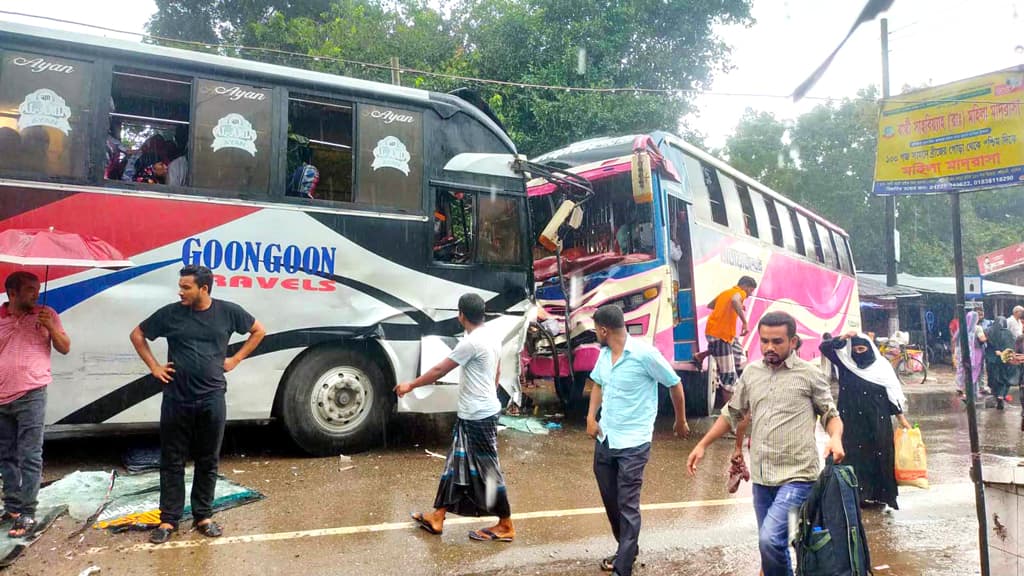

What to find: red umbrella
left=0, top=227, right=133, bottom=305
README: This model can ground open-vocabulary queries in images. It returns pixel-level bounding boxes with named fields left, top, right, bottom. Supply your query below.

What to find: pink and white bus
left=525, top=133, right=862, bottom=415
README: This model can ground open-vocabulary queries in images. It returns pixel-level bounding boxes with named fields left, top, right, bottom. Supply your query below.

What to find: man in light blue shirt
left=587, top=305, right=689, bottom=576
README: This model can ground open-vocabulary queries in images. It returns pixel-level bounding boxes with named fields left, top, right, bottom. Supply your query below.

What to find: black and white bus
left=0, top=21, right=533, bottom=454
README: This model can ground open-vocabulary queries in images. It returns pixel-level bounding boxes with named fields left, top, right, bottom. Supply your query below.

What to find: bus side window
left=763, top=197, right=784, bottom=248
left=192, top=79, right=272, bottom=196
left=700, top=161, right=728, bottom=227
left=433, top=188, right=475, bottom=264
left=830, top=230, right=851, bottom=273
left=776, top=203, right=799, bottom=253
left=735, top=182, right=759, bottom=238
left=286, top=96, right=353, bottom=202
left=815, top=223, right=837, bottom=267
left=842, top=236, right=856, bottom=272
left=717, top=173, right=747, bottom=236
left=681, top=153, right=712, bottom=224
left=0, top=51, right=92, bottom=179
left=357, top=104, right=423, bottom=212
left=805, top=216, right=825, bottom=262
left=109, top=68, right=191, bottom=185
left=788, top=207, right=807, bottom=256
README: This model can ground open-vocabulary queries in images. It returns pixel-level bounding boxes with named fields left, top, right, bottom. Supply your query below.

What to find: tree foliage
left=723, top=90, right=1024, bottom=276
left=147, top=0, right=752, bottom=156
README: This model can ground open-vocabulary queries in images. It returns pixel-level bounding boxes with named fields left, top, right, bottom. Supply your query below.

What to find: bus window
left=287, top=96, right=353, bottom=202
left=478, top=195, right=523, bottom=265
left=842, top=236, right=857, bottom=272
left=108, top=68, right=191, bottom=185
left=816, top=223, right=838, bottom=268
left=718, top=173, right=747, bottom=236
left=681, top=153, right=712, bottom=223
left=805, top=216, right=825, bottom=262
left=357, top=104, right=423, bottom=212
left=764, top=197, right=785, bottom=248
left=433, top=188, right=474, bottom=264
left=788, top=207, right=806, bottom=256
left=0, top=51, right=92, bottom=179
left=831, top=230, right=852, bottom=273
left=776, top=203, right=798, bottom=253
left=735, top=182, right=759, bottom=238
left=192, top=79, right=272, bottom=195
left=700, top=161, right=728, bottom=227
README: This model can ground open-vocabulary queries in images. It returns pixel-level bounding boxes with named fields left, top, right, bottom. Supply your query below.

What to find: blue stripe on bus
left=536, top=259, right=665, bottom=301
left=42, top=258, right=180, bottom=314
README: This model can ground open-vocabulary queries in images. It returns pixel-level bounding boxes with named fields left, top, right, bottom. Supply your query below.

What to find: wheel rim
left=309, top=365, right=374, bottom=434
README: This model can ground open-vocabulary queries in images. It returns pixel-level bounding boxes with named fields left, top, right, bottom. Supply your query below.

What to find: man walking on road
left=587, top=304, right=689, bottom=576
left=687, top=311, right=844, bottom=576
left=0, top=272, right=70, bottom=538
left=700, top=276, right=757, bottom=408
left=130, top=265, right=265, bottom=544
left=396, top=293, right=515, bottom=543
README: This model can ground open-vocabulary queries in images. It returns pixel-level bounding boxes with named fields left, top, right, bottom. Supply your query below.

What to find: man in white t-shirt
left=395, top=293, right=515, bottom=542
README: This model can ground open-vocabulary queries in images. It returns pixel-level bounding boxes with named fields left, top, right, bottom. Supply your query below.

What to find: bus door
left=667, top=195, right=697, bottom=362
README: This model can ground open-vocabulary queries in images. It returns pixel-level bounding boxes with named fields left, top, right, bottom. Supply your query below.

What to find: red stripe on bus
left=0, top=193, right=258, bottom=282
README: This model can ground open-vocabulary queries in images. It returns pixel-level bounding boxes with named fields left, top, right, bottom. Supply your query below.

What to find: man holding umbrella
left=0, top=271, right=70, bottom=538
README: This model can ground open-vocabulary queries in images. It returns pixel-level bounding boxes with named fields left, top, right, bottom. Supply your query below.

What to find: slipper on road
left=410, top=512, right=442, bottom=535
left=468, top=528, right=513, bottom=542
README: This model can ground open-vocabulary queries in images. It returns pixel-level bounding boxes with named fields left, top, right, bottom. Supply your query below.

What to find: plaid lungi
left=707, top=336, right=737, bottom=392
left=434, top=415, right=511, bottom=518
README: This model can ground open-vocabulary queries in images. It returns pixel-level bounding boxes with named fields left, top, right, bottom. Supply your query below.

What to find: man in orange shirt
left=703, top=276, right=757, bottom=408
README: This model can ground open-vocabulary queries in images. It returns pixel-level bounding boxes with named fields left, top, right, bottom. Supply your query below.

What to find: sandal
left=467, top=528, right=513, bottom=542
left=0, top=511, right=18, bottom=523
left=410, top=512, right=442, bottom=535
left=193, top=520, right=223, bottom=538
left=149, top=525, right=177, bottom=544
left=8, top=515, right=36, bottom=539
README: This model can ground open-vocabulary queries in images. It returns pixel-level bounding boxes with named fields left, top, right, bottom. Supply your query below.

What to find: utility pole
left=882, top=18, right=898, bottom=287
left=390, top=56, right=402, bottom=86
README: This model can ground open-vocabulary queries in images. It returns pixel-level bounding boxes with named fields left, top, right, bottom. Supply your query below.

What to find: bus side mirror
left=538, top=199, right=583, bottom=252
left=631, top=151, right=653, bottom=204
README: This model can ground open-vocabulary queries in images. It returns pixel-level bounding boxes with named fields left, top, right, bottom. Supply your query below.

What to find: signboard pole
left=881, top=18, right=898, bottom=287
left=952, top=192, right=991, bottom=576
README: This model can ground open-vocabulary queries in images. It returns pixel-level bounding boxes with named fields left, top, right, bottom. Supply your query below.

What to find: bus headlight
left=604, top=286, right=660, bottom=313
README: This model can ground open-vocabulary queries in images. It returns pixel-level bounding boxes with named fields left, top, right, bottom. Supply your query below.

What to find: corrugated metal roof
left=857, top=275, right=920, bottom=300
left=860, top=273, right=1024, bottom=297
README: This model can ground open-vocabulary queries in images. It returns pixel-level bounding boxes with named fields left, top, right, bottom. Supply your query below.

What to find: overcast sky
left=2, top=0, right=1022, bottom=148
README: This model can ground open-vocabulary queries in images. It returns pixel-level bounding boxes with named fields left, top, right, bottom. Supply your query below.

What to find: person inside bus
left=124, top=134, right=168, bottom=183
left=166, top=126, right=189, bottom=187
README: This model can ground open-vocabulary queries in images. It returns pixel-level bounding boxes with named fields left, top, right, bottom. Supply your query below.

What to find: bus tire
left=280, top=346, right=392, bottom=456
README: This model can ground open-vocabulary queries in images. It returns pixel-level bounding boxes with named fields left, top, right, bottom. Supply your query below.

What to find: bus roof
left=0, top=20, right=515, bottom=151
left=535, top=131, right=848, bottom=236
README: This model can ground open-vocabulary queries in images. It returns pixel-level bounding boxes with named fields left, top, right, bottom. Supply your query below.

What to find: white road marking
left=100, top=482, right=969, bottom=554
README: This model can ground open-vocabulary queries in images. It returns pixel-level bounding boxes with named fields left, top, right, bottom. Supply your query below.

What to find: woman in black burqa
left=820, top=332, right=911, bottom=509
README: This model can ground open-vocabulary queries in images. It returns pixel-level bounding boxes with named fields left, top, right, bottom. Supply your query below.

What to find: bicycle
left=878, top=340, right=928, bottom=385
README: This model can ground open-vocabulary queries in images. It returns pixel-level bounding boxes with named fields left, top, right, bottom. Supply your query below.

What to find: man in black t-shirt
left=130, top=265, right=265, bottom=544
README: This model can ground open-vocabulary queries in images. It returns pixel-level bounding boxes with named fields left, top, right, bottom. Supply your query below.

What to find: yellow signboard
left=873, top=66, right=1024, bottom=195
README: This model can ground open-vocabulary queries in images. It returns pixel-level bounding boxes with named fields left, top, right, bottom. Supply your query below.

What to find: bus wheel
left=280, top=347, right=391, bottom=456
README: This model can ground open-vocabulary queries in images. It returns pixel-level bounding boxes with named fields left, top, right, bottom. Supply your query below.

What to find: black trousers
left=593, top=438, right=651, bottom=576
left=159, top=392, right=226, bottom=527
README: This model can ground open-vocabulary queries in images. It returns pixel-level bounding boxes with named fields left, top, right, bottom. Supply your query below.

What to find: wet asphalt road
left=7, top=370, right=1006, bottom=576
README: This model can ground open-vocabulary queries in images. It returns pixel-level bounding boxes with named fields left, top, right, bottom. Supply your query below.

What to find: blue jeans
left=0, top=388, right=47, bottom=516
left=753, top=481, right=814, bottom=576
